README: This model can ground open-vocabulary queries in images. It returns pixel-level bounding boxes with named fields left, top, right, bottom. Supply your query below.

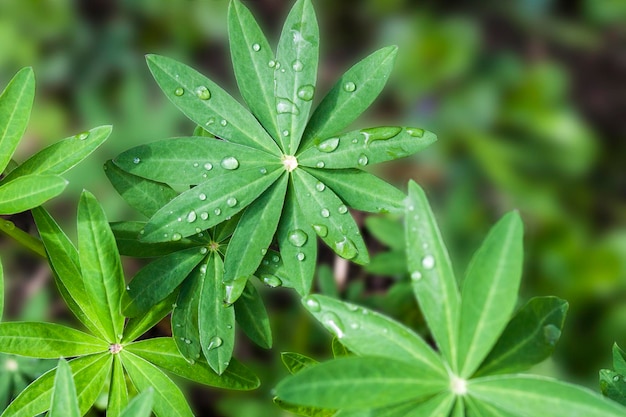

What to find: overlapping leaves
left=274, top=181, right=625, bottom=416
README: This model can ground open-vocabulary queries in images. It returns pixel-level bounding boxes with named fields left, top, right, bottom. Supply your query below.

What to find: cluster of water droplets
left=408, top=205, right=436, bottom=282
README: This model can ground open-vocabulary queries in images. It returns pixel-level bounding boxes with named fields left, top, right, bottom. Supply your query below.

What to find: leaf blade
left=0, top=175, right=67, bottom=214
left=49, top=359, right=80, bottom=417
left=0, top=67, right=34, bottom=173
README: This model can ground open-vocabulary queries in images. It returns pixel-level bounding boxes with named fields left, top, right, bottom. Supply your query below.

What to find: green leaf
left=125, top=338, right=260, bottom=390
left=458, top=211, right=523, bottom=378
left=104, top=160, right=178, bottom=218
left=200, top=253, right=236, bottom=375
left=276, top=188, right=317, bottom=295
left=293, top=169, right=369, bottom=264
left=273, top=397, right=336, bottom=417
left=335, top=394, right=456, bottom=417
left=4, top=126, right=112, bottom=181
left=32, top=207, right=106, bottom=338
left=113, top=137, right=279, bottom=186
left=305, top=168, right=406, bottom=214
left=141, top=166, right=283, bottom=242
left=281, top=352, right=318, bottom=375
left=298, top=126, right=436, bottom=169
left=0, top=174, right=67, bottom=214
left=465, top=396, right=513, bottom=417
left=275, top=356, right=447, bottom=410
left=613, top=344, right=626, bottom=375
left=234, top=281, right=272, bottom=349
left=146, top=55, right=280, bottom=155
left=121, top=351, right=194, bottom=417
left=77, top=190, right=125, bottom=342
left=469, top=375, right=626, bottom=417
left=600, top=369, right=626, bottom=406
left=0, top=322, right=107, bottom=357
left=122, top=247, right=206, bottom=317
left=224, top=174, right=287, bottom=285
left=107, top=355, right=129, bottom=417
left=332, top=338, right=351, bottom=358
left=0, top=67, right=34, bottom=173
left=275, top=0, right=319, bottom=153
left=120, top=388, right=154, bottom=417
left=476, top=297, right=568, bottom=377
left=301, top=46, right=397, bottom=148
left=228, top=0, right=281, bottom=142
left=301, top=294, right=446, bottom=377
left=0, top=259, right=3, bottom=321
left=172, top=263, right=203, bottom=361
left=365, top=215, right=404, bottom=250
left=49, top=359, right=80, bottom=417
left=405, top=180, right=460, bottom=370
left=111, top=221, right=199, bottom=258
left=123, top=291, right=178, bottom=344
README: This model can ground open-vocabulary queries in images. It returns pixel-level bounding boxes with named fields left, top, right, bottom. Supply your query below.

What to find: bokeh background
left=1, top=0, right=625, bottom=415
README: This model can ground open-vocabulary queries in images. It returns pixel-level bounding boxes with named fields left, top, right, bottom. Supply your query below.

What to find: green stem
left=0, top=219, right=46, bottom=258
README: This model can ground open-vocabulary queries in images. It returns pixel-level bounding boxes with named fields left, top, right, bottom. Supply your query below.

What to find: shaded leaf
left=282, top=352, right=318, bottom=375
left=123, top=291, right=178, bottom=344
left=613, top=344, right=626, bottom=375
left=111, top=221, right=198, bottom=258
left=234, top=281, right=272, bottom=349
left=172, top=263, right=203, bottom=361
left=600, top=369, right=626, bottom=406
left=49, top=359, right=80, bottom=417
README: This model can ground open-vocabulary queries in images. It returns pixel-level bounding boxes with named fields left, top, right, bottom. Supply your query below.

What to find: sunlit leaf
left=49, top=359, right=80, bottom=417
left=0, top=67, right=34, bottom=173
left=0, top=174, right=67, bottom=214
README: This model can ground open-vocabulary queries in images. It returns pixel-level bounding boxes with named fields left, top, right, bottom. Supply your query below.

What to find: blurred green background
left=1, top=0, right=625, bottom=415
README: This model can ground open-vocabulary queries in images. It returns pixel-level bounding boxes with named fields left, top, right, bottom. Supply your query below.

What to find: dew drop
left=543, top=324, right=561, bottom=346
left=221, top=156, right=239, bottom=170
left=282, top=130, right=290, bottom=137
left=268, top=60, right=276, bottom=68
left=357, top=154, right=369, bottom=166
left=172, top=233, right=182, bottom=241
left=272, top=254, right=280, bottom=263
left=288, top=229, right=308, bottom=247
left=261, top=248, right=267, bottom=255
left=313, top=224, right=328, bottom=237
left=316, top=161, right=325, bottom=168
left=262, top=274, right=282, bottom=288
left=613, top=375, right=621, bottom=382
left=292, top=59, right=304, bottom=72
left=132, top=157, right=141, bottom=164
left=315, top=181, right=326, bottom=192
left=206, top=118, right=215, bottom=126
left=199, top=193, right=207, bottom=201
left=323, top=312, right=345, bottom=338
left=200, top=264, right=208, bottom=274
left=317, top=137, right=339, bottom=153
left=193, top=162, right=199, bottom=168
left=214, top=208, right=222, bottom=216
left=304, top=296, right=321, bottom=312
left=174, top=87, right=184, bottom=96
left=334, top=236, right=358, bottom=260
left=297, top=84, right=315, bottom=101
left=76, top=131, right=90, bottom=140
left=126, top=285, right=130, bottom=291
left=184, top=338, right=192, bottom=344
left=343, top=81, right=356, bottom=92
left=296, top=252, right=306, bottom=261
left=204, top=162, right=213, bottom=171
left=277, top=97, right=300, bottom=114
left=220, top=119, right=228, bottom=127
left=186, top=210, right=197, bottom=223
left=200, top=247, right=208, bottom=254
left=407, top=127, right=425, bottom=138
left=361, top=126, right=402, bottom=146
left=321, top=208, right=330, bottom=218
left=226, top=197, right=238, bottom=207
left=195, top=86, right=211, bottom=100
left=252, top=43, right=261, bottom=52
left=207, top=336, right=223, bottom=351
left=411, top=271, right=422, bottom=281
left=421, top=255, right=435, bottom=270
left=337, top=205, right=348, bottom=214
left=200, top=212, right=209, bottom=220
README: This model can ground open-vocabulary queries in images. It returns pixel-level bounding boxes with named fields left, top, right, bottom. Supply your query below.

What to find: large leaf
left=49, top=359, right=80, bottom=417
left=228, top=0, right=280, bottom=141
left=146, top=54, right=280, bottom=155
left=469, top=375, right=626, bottom=417
left=298, top=126, right=436, bottom=169
left=457, top=211, right=523, bottom=378
left=476, top=297, right=568, bottom=377
left=107, top=355, right=129, bottom=417
left=4, top=126, right=112, bottom=181
left=301, top=46, right=397, bottom=149
left=234, top=281, right=272, bottom=349
left=0, top=67, right=34, bottom=173
left=140, top=166, right=282, bottom=242
left=0, top=322, right=107, bottom=358
left=301, top=294, right=446, bottom=377
left=274, top=0, right=319, bottom=153
left=405, top=181, right=460, bottom=368
left=125, top=338, right=259, bottom=390
left=77, top=190, right=125, bottom=342
left=275, top=356, right=447, bottom=410
left=121, top=351, right=194, bottom=417
left=0, top=174, right=67, bottom=214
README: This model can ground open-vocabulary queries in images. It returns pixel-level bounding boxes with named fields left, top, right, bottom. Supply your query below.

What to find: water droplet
left=184, top=338, right=192, bottom=344
left=357, top=154, right=369, bottom=166
left=126, top=285, right=130, bottom=291
left=543, top=324, right=561, bottom=346
left=277, top=97, right=300, bottom=114
left=206, top=118, right=215, bottom=126
left=268, top=60, right=276, bottom=68
left=261, top=248, right=267, bottom=255
left=421, top=255, right=435, bottom=270
left=200, top=264, right=208, bottom=274
left=613, top=375, right=621, bottom=382
left=262, top=274, right=282, bottom=288
left=203, top=162, right=213, bottom=171
left=275, top=61, right=281, bottom=69
left=200, top=212, right=209, bottom=220
left=351, top=138, right=358, bottom=144
left=297, top=84, right=315, bottom=101
left=350, top=322, right=359, bottom=330
left=337, top=205, right=348, bottom=214
left=315, top=181, right=326, bottom=192
left=313, top=224, right=328, bottom=237
left=346, top=303, right=359, bottom=312
left=321, top=208, right=330, bottom=218
left=193, top=162, right=199, bottom=168
left=304, top=296, right=321, bottom=312
left=186, top=210, right=197, bottom=223
left=334, top=236, right=358, bottom=260
left=76, top=131, right=89, bottom=140
left=133, top=157, right=141, bottom=164
left=252, top=43, right=261, bottom=52
left=221, top=156, right=239, bottom=170
left=177, top=217, right=182, bottom=222
left=407, top=127, right=425, bottom=137
left=296, top=252, right=306, bottom=261
left=200, top=247, right=208, bottom=254
left=361, top=126, right=402, bottom=146
left=259, top=167, right=268, bottom=175
left=272, top=254, right=280, bottom=263
left=292, top=59, right=304, bottom=72
left=214, top=208, right=222, bottom=215
left=188, top=359, right=195, bottom=365
left=411, top=271, right=422, bottom=281
left=207, top=336, right=223, bottom=351
left=343, top=81, right=356, bottom=92
left=174, top=87, right=184, bottom=96
left=323, top=312, right=345, bottom=338
left=288, top=229, right=308, bottom=247
left=220, top=119, right=228, bottom=127
left=317, top=137, right=339, bottom=153
left=226, top=197, right=238, bottom=207
left=172, top=233, right=182, bottom=241
left=316, top=161, right=325, bottom=168
left=199, top=193, right=207, bottom=201
left=195, top=86, right=211, bottom=100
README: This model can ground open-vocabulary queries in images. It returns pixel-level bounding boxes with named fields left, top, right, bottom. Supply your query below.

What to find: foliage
left=600, top=344, right=626, bottom=406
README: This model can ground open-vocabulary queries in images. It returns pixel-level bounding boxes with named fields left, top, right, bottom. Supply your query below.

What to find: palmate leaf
left=0, top=174, right=67, bottom=214
left=49, top=359, right=80, bottom=417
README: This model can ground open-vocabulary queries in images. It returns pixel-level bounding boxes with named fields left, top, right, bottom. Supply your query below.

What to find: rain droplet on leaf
left=317, top=137, right=339, bottom=153
left=313, top=224, right=328, bottom=237
left=334, top=236, right=358, bottom=260
left=207, top=336, right=223, bottom=351
left=343, top=81, right=356, bottom=92
left=297, top=85, right=315, bottom=101
left=288, top=229, right=308, bottom=247
left=221, top=157, right=239, bottom=170
left=174, top=87, right=184, bottom=96
left=195, top=86, right=211, bottom=100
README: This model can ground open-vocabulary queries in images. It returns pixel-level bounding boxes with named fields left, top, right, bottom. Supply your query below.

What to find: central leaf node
left=282, top=155, right=298, bottom=172
left=109, top=343, right=123, bottom=354
left=450, top=375, right=467, bottom=395
left=209, top=241, right=220, bottom=252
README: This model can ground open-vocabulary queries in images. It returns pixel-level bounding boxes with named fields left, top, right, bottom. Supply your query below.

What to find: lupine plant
left=0, top=0, right=624, bottom=416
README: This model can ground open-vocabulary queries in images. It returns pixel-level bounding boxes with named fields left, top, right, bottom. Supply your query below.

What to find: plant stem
left=0, top=219, right=46, bottom=258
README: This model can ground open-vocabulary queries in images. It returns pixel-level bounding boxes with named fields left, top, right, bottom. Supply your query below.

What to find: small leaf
left=0, top=67, right=34, bottom=173
left=122, top=247, right=206, bottom=317
left=293, top=169, right=369, bottom=264
left=365, top=215, right=404, bottom=250
left=141, top=166, right=282, bottom=242
left=49, top=359, right=80, bottom=417
left=301, top=294, right=446, bottom=377
left=298, top=126, right=436, bottom=169
left=120, top=389, right=154, bottom=417
left=600, top=369, right=626, bottom=406
left=275, top=356, right=447, bottom=410
left=121, top=351, right=194, bottom=417
left=224, top=174, right=287, bottom=286
left=458, top=211, right=524, bottom=378
left=613, top=344, right=626, bottom=375
left=273, top=397, right=335, bottom=417
left=200, top=253, right=236, bottom=375
left=332, top=338, right=351, bottom=358
left=234, top=281, right=272, bottom=349
left=146, top=54, right=280, bottom=155
left=301, top=46, right=397, bottom=149
left=172, top=263, right=203, bottom=361
left=111, top=221, right=198, bottom=258
left=405, top=181, right=460, bottom=370
left=77, top=190, right=125, bottom=342
left=107, top=355, right=129, bottom=417
left=281, top=352, right=318, bottom=375
left=305, top=168, right=406, bottom=214
left=0, top=322, right=108, bottom=358
left=125, top=338, right=260, bottom=390
left=275, top=0, right=319, bottom=153
left=123, top=291, right=178, bottom=344
left=0, top=174, right=67, bottom=214
left=476, top=296, right=568, bottom=377
left=228, top=0, right=281, bottom=141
